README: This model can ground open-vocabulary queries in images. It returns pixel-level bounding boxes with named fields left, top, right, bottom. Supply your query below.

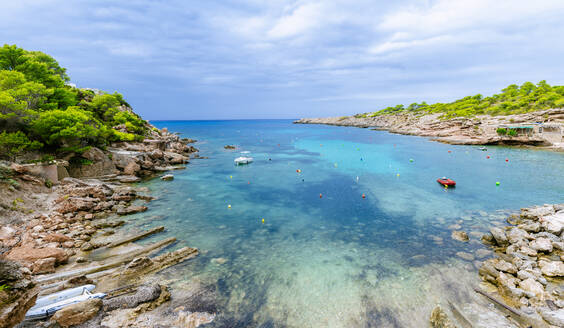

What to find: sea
left=126, top=119, right=564, bottom=327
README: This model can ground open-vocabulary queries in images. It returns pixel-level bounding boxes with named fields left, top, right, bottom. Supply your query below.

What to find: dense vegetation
left=0, top=44, right=149, bottom=160
left=365, top=81, right=564, bottom=119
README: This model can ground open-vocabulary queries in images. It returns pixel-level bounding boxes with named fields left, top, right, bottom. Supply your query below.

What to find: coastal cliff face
left=295, top=108, right=564, bottom=149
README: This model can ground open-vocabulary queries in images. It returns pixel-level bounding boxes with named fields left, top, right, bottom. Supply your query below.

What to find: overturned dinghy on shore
left=25, top=285, right=106, bottom=321
left=234, top=156, right=253, bottom=165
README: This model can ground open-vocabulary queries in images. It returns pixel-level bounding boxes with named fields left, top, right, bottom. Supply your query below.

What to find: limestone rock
left=492, top=259, right=517, bottom=274
left=123, top=161, right=141, bottom=176
left=103, top=284, right=162, bottom=311
left=117, top=205, right=148, bottom=215
left=161, top=174, right=174, bottom=181
left=541, top=212, right=564, bottom=235
left=521, top=205, right=555, bottom=220
left=68, top=147, right=117, bottom=178
left=44, top=233, right=71, bottom=243
left=529, top=237, right=553, bottom=252
left=519, top=278, right=544, bottom=298
left=0, top=260, right=39, bottom=328
left=539, top=260, right=564, bottom=277
left=31, top=257, right=56, bottom=274
left=506, top=227, right=529, bottom=244
left=429, top=305, right=456, bottom=328
left=518, top=221, right=541, bottom=233
left=489, top=227, right=508, bottom=246
left=451, top=230, right=469, bottom=242
left=6, top=246, right=69, bottom=265
left=456, top=251, right=474, bottom=261
left=50, top=298, right=102, bottom=327
left=538, top=308, right=564, bottom=327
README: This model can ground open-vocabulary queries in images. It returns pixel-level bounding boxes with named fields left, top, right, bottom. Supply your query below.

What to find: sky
left=2, top=0, right=564, bottom=120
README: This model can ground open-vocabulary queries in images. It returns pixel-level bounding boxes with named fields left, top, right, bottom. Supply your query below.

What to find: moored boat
left=25, top=285, right=106, bottom=321
left=234, top=156, right=253, bottom=165
left=437, top=177, right=456, bottom=187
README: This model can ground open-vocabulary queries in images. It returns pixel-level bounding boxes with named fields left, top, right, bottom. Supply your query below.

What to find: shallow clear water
left=129, top=120, right=564, bottom=327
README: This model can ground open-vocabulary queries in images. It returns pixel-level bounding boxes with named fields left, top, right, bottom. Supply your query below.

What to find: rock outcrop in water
left=478, top=204, right=564, bottom=327
left=295, top=108, right=564, bottom=149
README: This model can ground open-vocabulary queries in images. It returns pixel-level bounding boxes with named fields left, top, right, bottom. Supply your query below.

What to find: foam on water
left=125, top=120, right=564, bottom=327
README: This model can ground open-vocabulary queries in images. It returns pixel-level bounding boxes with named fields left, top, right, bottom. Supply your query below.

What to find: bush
left=496, top=128, right=507, bottom=135
left=0, top=131, right=42, bottom=160
left=507, top=129, right=518, bottom=137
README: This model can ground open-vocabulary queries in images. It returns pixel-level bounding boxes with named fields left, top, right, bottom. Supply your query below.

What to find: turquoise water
left=130, top=120, right=564, bottom=327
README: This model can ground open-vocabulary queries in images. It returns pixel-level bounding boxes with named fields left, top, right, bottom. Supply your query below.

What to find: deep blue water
left=128, top=120, right=564, bottom=327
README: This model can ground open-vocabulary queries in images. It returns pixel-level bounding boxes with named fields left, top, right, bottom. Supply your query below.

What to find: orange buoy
left=448, top=150, right=451, bottom=153
left=362, top=194, right=366, bottom=199
left=296, top=169, right=301, bottom=173
left=319, top=193, right=323, bottom=198
left=505, top=158, right=509, bottom=162
left=486, top=156, right=490, bottom=159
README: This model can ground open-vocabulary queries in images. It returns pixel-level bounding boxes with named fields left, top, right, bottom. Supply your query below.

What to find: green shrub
left=496, top=128, right=507, bottom=135
left=0, top=131, right=42, bottom=160
left=507, top=129, right=518, bottom=137
left=44, top=179, right=53, bottom=188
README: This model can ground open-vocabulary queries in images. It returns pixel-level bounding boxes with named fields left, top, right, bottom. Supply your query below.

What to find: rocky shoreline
left=295, top=108, right=564, bottom=150
left=431, top=204, right=564, bottom=328
left=0, top=126, right=217, bottom=327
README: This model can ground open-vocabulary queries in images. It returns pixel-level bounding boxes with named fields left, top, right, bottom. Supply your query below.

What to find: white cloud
left=267, top=2, right=325, bottom=39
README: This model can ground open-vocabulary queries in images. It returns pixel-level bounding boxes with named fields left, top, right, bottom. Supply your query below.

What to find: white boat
left=25, top=285, right=106, bottom=321
left=240, top=151, right=251, bottom=154
left=234, top=157, right=253, bottom=165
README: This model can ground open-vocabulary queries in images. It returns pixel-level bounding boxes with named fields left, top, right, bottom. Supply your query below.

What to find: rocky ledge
left=295, top=108, right=564, bottom=149
left=477, top=204, right=564, bottom=327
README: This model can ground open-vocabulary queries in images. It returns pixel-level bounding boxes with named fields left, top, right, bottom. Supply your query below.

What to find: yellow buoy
left=228, top=204, right=231, bottom=209
left=261, top=218, right=265, bottom=223
left=229, top=175, right=232, bottom=179
left=396, top=173, right=400, bottom=177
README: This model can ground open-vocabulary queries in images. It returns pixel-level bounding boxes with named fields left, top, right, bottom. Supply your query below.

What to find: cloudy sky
left=2, top=0, right=564, bottom=120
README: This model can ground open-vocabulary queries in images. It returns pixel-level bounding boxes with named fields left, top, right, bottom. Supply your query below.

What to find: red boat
left=437, top=177, right=456, bottom=187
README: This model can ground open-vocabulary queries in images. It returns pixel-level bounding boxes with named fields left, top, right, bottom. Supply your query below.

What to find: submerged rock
left=451, top=230, right=469, bottom=242
left=161, top=174, right=174, bottom=181
left=429, top=305, right=456, bottom=328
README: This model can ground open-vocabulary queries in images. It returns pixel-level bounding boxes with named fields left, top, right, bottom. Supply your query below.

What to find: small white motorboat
left=25, top=285, right=106, bottom=321
left=240, top=151, right=251, bottom=154
left=234, top=157, right=253, bottom=165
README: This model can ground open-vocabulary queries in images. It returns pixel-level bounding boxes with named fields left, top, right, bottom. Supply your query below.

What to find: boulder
left=492, top=259, right=517, bottom=274
left=541, top=212, right=564, bottom=235
left=164, top=151, right=188, bottom=164
left=519, top=278, right=544, bottom=298
left=6, top=246, right=69, bottom=265
left=538, top=308, right=564, bottom=327
left=31, top=257, right=56, bottom=274
left=489, top=227, right=508, bottom=246
left=451, top=230, right=469, bottom=242
left=43, top=233, right=71, bottom=243
left=50, top=298, right=102, bottom=327
left=123, top=161, right=141, bottom=176
left=117, top=205, right=148, bottom=215
left=521, top=205, right=555, bottom=219
left=0, top=260, right=39, bottom=328
left=506, top=227, right=529, bottom=244
left=539, top=260, right=564, bottom=277
left=103, top=284, right=162, bottom=311
left=517, top=221, right=541, bottom=233
left=529, top=237, right=553, bottom=252
left=68, top=147, right=117, bottom=178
